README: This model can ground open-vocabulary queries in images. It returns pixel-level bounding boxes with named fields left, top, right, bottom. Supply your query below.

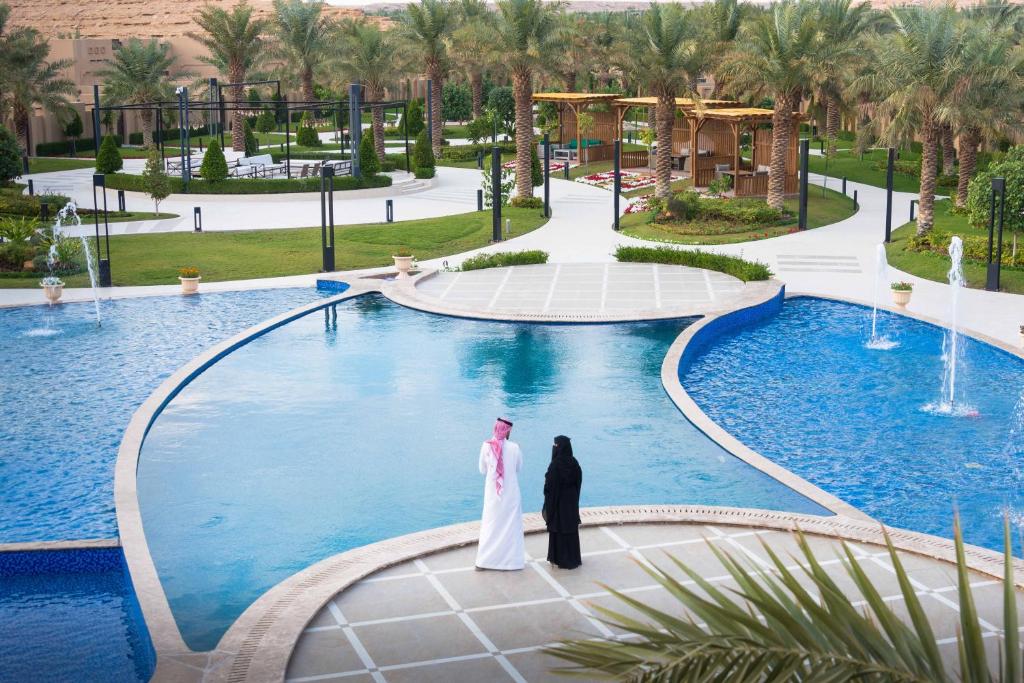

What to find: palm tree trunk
left=854, top=92, right=872, bottom=154
left=428, top=61, right=443, bottom=158
left=564, top=71, right=577, bottom=93
left=941, top=124, right=955, bottom=176
left=655, top=93, right=673, bottom=199
left=825, top=95, right=840, bottom=156
left=230, top=65, right=245, bottom=152
left=13, top=106, right=29, bottom=155
left=140, top=108, right=154, bottom=148
left=766, top=92, right=792, bottom=211
left=917, top=119, right=939, bottom=236
left=470, top=71, right=483, bottom=119
left=302, top=67, right=315, bottom=104
left=370, top=86, right=386, bottom=161
left=955, top=126, right=980, bottom=208
left=512, top=68, right=533, bottom=199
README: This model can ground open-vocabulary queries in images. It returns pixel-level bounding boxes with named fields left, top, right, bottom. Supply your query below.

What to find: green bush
left=0, top=193, right=42, bottom=217
left=296, top=113, right=321, bottom=147
left=510, top=195, right=543, bottom=209
left=403, top=99, right=425, bottom=137
left=466, top=115, right=494, bottom=144
left=414, top=166, right=436, bottom=179
left=382, top=153, right=409, bottom=172
left=103, top=171, right=391, bottom=195
left=141, top=146, right=171, bottom=212
left=443, top=141, right=516, bottom=162
left=907, top=229, right=1022, bottom=268
left=0, top=241, right=34, bottom=271
left=666, top=190, right=702, bottom=220
left=0, top=216, right=40, bottom=242
left=530, top=143, right=542, bottom=187
left=95, top=135, right=123, bottom=174
left=36, top=135, right=122, bottom=156
left=967, top=145, right=1024, bottom=235
left=243, top=120, right=259, bottom=157
left=199, top=139, right=229, bottom=182
left=359, top=130, right=380, bottom=176
left=614, top=245, right=773, bottom=281
left=0, top=125, right=23, bottom=184
left=413, top=128, right=435, bottom=177
left=255, top=110, right=277, bottom=134
left=460, top=250, right=548, bottom=271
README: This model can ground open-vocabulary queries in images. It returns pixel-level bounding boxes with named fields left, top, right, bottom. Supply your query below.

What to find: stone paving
left=285, top=523, right=1017, bottom=683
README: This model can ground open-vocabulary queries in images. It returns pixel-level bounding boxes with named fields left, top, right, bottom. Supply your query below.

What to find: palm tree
left=553, top=14, right=593, bottom=92
left=271, top=0, right=333, bottom=104
left=630, top=3, right=696, bottom=200
left=814, top=0, right=875, bottom=155
left=859, top=3, right=966, bottom=236
left=450, top=0, right=496, bottom=118
left=720, top=0, right=822, bottom=210
left=333, top=22, right=406, bottom=161
left=404, top=0, right=454, bottom=158
left=95, top=39, right=189, bottom=148
left=548, top=518, right=1020, bottom=681
left=2, top=28, right=74, bottom=155
left=189, top=1, right=268, bottom=152
left=951, top=7, right=1024, bottom=207
left=494, top=0, right=560, bottom=200
left=701, top=0, right=743, bottom=97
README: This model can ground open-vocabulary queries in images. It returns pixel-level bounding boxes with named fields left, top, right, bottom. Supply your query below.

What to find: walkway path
left=284, top=520, right=1008, bottom=683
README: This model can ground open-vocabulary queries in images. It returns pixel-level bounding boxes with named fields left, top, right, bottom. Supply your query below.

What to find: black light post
left=910, top=199, right=918, bottom=222
left=386, top=199, right=394, bottom=223
left=209, top=77, right=218, bottom=141
left=194, top=206, right=202, bottom=232
left=613, top=140, right=621, bottom=231
left=117, top=189, right=126, bottom=212
left=92, top=84, right=101, bottom=156
left=986, top=177, right=1006, bottom=291
left=349, top=83, right=362, bottom=179
left=884, top=147, right=895, bottom=242
left=183, top=86, right=191, bottom=191
left=841, top=176, right=847, bottom=196
left=284, top=95, right=292, bottom=179
left=491, top=146, right=501, bottom=242
left=543, top=133, right=551, bottom=218
left=92, top=173, right=112, bottom=286
left=798, top=139, right=809, bottom=230
left=176, top=87, right=188, bottom=193
left=320, top=165, right=336, bottom=271
left=477, top=189, right=483, bottom=211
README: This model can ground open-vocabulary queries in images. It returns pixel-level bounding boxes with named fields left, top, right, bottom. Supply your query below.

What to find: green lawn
left=885, top=199, right=1024, bottom=295
left=621, top=187, right=856, bottom=245
left=28, top=157, right=97, bottom=173
left=809, top=148, right=923, bottom=193
left=0, top=207, right=548, bottom=288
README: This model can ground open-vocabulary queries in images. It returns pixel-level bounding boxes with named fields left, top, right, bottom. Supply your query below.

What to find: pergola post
left=731, top=122, right=740, bottom=194
left=92, top=85, right=101, bottom=156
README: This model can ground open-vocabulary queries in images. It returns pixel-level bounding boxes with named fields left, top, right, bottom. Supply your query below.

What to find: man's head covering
left=487, top=418, right=513, bottom=496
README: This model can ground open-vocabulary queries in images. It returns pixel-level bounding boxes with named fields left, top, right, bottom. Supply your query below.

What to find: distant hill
left=6, top=0, right=387, bottom=40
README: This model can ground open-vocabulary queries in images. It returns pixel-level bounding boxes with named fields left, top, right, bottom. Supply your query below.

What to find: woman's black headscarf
left=552, top=435, right=573, bottom=461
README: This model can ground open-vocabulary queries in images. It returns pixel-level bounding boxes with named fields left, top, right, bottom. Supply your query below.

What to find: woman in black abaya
left=543, top=435, right=582, bottom=569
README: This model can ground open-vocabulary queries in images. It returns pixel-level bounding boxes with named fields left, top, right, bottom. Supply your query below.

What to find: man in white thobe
left=475, top=417, right=525, bottom=570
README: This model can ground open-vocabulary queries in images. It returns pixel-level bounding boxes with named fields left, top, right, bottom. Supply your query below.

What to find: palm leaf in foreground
left=545, top=517, right=1021, bottom=682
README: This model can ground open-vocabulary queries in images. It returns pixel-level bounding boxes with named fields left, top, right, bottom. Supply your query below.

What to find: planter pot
left=1019, top=331, right=1024, bottom=348
left=179, top=276, right=201, bottom=295
left=393, top=255, right=414, bottom=278
left=891, top=289, right=912, bottom=307
left=42, top=284, right=63, bottom=304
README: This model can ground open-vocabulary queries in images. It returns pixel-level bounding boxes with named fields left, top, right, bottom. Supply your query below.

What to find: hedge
left=128, top=125, right=210, bottom=146
left=907, top=230, right=1022, bottom=269
left=36, top=136, right=122, bottom=156
left=442, top=141, right=516, bottom=162
left=460, top=250, right=548, bottom=271
left=102, top=172, right=391, bottom=195
left=614, top=245, right=773, bottom=281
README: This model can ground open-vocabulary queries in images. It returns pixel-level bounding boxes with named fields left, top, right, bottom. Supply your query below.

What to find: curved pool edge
left=661, top=286, right=871, bottom=522
left=113, top=282, right=374, bottom=674
left=207, top=504, right=1024, bottom=683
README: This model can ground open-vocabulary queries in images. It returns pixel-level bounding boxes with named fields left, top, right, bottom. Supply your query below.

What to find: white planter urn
left=393, top=255, right=414, bottom=278
left=42, top=283, right=63, bottom=304
left=179, top=276, right=201, bottom=295
left=1019, top=328, right=1024, bottom=348
left=891, top=289, right=912, bottom=307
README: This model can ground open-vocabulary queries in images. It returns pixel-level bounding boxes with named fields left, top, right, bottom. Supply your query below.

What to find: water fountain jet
left=867, top=243, right=898, bottom=350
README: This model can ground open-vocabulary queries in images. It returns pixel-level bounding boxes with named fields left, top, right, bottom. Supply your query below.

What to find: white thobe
left=475, top=440, right=525, bottom=570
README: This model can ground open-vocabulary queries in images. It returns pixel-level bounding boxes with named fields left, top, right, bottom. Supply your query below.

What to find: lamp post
left=613, top=139, right=621, bottom=231
left=320, top=164, right=336, bottom=272
left=349, top=83, right=362, bottom=179
left=543, top=133, right=551, bottom=218
left=491, top=146, right=501, bottom=242
left=798, top=139, right=809, bottom=230
left=985, top=176, right=1006, bottom=292
left=176, top=86, right=190, bottom=193
left=884, top=147, right=895, bottom=242
left=92, top=173, right=112, bottom=286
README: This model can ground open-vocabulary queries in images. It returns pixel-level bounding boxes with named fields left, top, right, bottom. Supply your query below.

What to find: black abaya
left=543, top=436, right=582, bottom=569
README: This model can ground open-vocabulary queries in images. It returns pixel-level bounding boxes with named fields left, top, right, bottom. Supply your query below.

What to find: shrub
left=443, top=141, right=516, bottom=162
left=403, top=99, right=425, bottom=137
left=255, top=109, right=277, bottom=134
left=466, top=115, right=494, bottom=144
left=967, top=145, right=1024, bottom=235
left=0, top=126, right=22, bottom=184
left=487, top=86, right=515, bottom=137
left=103, top=171, right=390, bottom=195
left=442, top=82, right=472, bottom=123
left=36, top=135, right=123, bottom=157
left=907, top=229, right=1022, bottom=268
left=95, top=135, right=123, bottom=174
left=0, top=216, right=40, bottom=242
left=199, top=139, right=229, bottom=182
left=510, top=195, right=543, bottom=209
left=243, top=120, right=259, bottom=157
left=296, top=113, right=321, bottom=147
left=414, top=166, right=436, bottom=179
left=0, top=193, right=42, bottom=217
left=359, top=130, right=380, bottom=176
left=411, top=129, right=436, bottom=175
left=0, top=241, right=34, bottom=271
left=38, top=191, right=72, bottom=212
left=614, top=245, right=773, bottom=281
left=666, top=190, right=701, bottom=220
left=530, top=143, right=542, bottom=187
left=382, top=153, right=409, bottom=172
left=141, top=146, right=171, bottom=212
left=460, top=250, right=548, bottom=271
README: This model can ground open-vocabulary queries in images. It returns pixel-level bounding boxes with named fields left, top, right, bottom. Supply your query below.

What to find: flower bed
left=625, top=195, right=656, bottom=214
left=575, top=171, right=656, bottom=192
left=502, top=160, right=566, bottom=172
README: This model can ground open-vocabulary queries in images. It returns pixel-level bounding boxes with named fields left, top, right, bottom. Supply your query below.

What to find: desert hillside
left=6, top=0, right=386, bottom=40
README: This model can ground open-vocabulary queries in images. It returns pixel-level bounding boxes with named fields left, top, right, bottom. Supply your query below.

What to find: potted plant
left=179, top=266, right=201, bottom=295
left=392, top=249, right=414, bottom=278
left=1019, top=324, right=1024, bottom=348
left=40, top=275, right=64, bottom=304
left=891, top=281, right=913, bottom=307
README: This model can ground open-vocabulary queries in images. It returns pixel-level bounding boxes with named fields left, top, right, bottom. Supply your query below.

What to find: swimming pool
left=0, top=288, right=331, bottom=543
left=680, top=296, right=1024, bottom=554
left=136, top=293, right=827, bottom=651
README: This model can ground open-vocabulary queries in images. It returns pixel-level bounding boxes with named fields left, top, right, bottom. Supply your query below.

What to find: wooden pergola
left=532, top=92, right=621, bottom=163
left=612, top=97, right=801, bottom=197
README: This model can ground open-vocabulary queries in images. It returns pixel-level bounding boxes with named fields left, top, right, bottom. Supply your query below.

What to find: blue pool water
left=137, top=294, right=827, bottom=651
left=0, top=548, right=154, bottom=681
left=0, top=288, right=329, bottom=543
left=681, top=296, right=1024, bottom=554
